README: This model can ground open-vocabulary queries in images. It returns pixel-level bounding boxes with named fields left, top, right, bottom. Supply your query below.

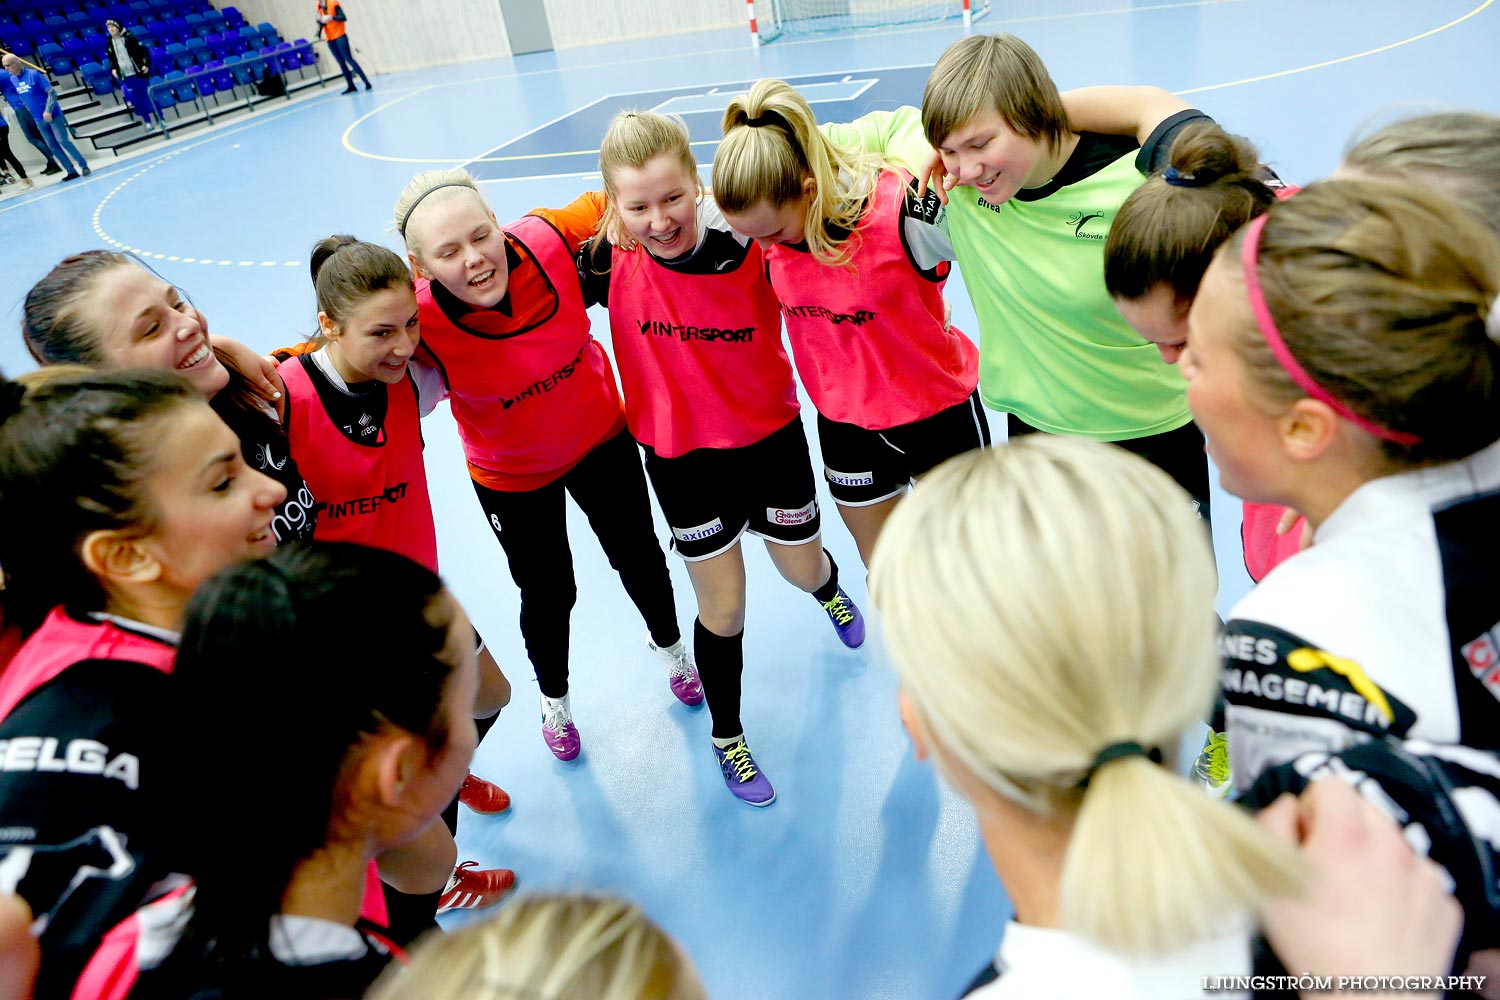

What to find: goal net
left=750, top=0, right=988, bottom=42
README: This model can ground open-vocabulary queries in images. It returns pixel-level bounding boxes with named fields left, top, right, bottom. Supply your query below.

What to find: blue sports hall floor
left=2, top=2, right=1497, bottom=997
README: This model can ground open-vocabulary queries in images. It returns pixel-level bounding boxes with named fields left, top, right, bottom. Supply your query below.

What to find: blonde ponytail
left=870, top=437, right=1303, bottom=954
left=713, top=78, right=880, bottom=265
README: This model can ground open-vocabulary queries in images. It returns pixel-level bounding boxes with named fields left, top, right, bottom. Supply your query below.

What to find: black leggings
left=1007, top=414, right=1212, bottom=529
left=0, top=128, right=25, bottom=178
left=472, top=428, right=680, bottom=699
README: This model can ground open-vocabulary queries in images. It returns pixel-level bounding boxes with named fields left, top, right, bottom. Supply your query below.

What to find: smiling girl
left=279, top=235, right=516, bottom=919
left=0, top=367, right=284, bottom=996
left=712, top=79, right=986, bottom=566
left=1182, top=178, right=1500, bottom=793
left=579, top=110, right=865, bottom=806
left=394, top=172, right=693, bottom=763
left=23, top=252, right=317, bottom=546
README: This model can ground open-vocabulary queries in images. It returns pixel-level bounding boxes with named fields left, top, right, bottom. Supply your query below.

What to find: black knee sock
left=695, top=618, right=745, bottom=740
left=811, top=548, right=841, bottom=604
left=474, top=708, right=500, bottom=746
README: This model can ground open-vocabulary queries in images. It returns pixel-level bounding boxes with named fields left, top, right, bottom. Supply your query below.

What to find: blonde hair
left=1224, top=177, right=1500, bottom=468
left=870, top=437, right=1303, bottom=954
left=1344, top=110, right=1500, bottom=237
left=712, top=78, right=880, bottom=265
left=364, top=894, right=706, bottom=1000
left=592, top=110, right=700, bottom=252
left=393, top=168, right=486, bottom=259
left=921, top=33, right=1070, bottom=153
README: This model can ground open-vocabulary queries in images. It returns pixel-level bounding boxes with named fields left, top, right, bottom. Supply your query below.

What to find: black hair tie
left=0, top=381, right=26, bottom=423
left=1163, top=166, right=1209, bottom=188
left=1078, top=741, right=1162, bottom=789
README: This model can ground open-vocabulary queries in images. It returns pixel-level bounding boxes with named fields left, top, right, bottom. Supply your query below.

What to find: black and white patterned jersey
left=1220, top=439, right=1500, bottom=794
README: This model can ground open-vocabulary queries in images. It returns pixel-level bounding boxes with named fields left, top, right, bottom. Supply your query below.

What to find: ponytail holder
left=1078, top=741, right=1161, bottom=789
left=1163, top=166, right=1206, bottom=188
left=745, top=115, right=771, bottom=128
left=1241, top=214, right=1422, bottom=447
left=0, top=381, right=25, bottom=421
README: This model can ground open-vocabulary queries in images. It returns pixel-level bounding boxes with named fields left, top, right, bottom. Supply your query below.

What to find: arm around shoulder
left=1061, top=86, right=1194, bottom=145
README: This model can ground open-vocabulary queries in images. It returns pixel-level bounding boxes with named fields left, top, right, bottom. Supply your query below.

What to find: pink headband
left=1239, top=214, right=1421, bottom=447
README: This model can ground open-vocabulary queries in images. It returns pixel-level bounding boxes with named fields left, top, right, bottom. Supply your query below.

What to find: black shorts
left=817, top=391, right=990, bottom=505
left=642, top=417, right=822, bottom=561
left=1006, top=414, right=1211, bottom=529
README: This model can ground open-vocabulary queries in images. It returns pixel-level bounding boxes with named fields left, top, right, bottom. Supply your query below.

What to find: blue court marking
left=464, top=66, right=929, bottom=182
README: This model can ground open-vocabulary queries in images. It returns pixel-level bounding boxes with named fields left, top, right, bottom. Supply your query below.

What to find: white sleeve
left=901, top=184, right=954, bottom=271
left=408, top=359, right=448, bottom=418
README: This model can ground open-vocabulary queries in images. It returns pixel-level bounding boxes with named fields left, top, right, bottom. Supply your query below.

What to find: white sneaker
left=648, top=637, right=704, bottom=707
left=540, top=693, right=580, bottom=761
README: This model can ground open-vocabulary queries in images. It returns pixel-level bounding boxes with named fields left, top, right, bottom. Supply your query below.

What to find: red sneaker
left=437, top=861, right=515, bottom=913
left=458, top=772, right=510, bottom=814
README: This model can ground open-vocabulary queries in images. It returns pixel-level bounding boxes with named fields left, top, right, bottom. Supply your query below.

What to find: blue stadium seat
left=220, top=5, right=243, bottom=29
left=164, top=39, right=189, bottom=68
left=36, top=39, right=69, bottom=74
left=147, top=72, right=175, bottom=113
left=204, top=29, right=230, bottom=58
left=254, top=20, right=274, bottom=44
left=164, top=66, right=194, bottom=102
left=61, top=34, right=88, bottom=67
left=184, top=34, right=206, bottom=63
left=182, top=10, right=204, bottom=35
left=223, top=51, right=251, bottom=87
left=0, top=25, right=28, bottom=54
left=43, top=14, right=72, bottom=41
left=79, top=58, right=115, bottom=97
left=292, top=37, right=316, bottom=67
left=203, top=57, right=229, bottom=93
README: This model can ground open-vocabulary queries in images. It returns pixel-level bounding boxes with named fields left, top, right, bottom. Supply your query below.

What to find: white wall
left=229, top=0, right=512, bottom=74
left=542, top=0, right=743, bottom=49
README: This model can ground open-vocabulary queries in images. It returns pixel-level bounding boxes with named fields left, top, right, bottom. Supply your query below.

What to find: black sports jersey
left=1241, top=738, right=1500, bottom=973
left=214, top=402, right=317, bottom=544
left=0, top=612, right=177, bottom=1000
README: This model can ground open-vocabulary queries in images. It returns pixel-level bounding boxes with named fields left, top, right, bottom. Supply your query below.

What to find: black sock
left=811, top=548, right=841, bottom=604
left=474, top=708, right=500, bottom=746
left=695, top=618, right=745, bottom=740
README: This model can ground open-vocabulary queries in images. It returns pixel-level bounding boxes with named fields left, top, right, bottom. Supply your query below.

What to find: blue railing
left=145, top=37, right=322, bottom=136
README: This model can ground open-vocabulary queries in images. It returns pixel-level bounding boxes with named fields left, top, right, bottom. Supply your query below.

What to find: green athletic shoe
left=1193, top=730, right=1232, bottom=798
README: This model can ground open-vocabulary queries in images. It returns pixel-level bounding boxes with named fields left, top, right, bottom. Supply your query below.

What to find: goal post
left=751, top=0, right=987, bottom=44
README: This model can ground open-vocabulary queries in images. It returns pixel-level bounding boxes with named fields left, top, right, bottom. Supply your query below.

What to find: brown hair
left=21, top=251, right=276, bottom=425
left=713, top=78, right=880, bottom=265
left=921, top=33, right=1070, bottom=154
left=0, top=366, right=199, bottom=630
left=1343, top=110, right=1500, bottom=238
left=1104, top=122, right=1275, bottom=302
left=309, top=235, right=416, bottom=330
left=1227, top=177, right=1500, bottom=467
